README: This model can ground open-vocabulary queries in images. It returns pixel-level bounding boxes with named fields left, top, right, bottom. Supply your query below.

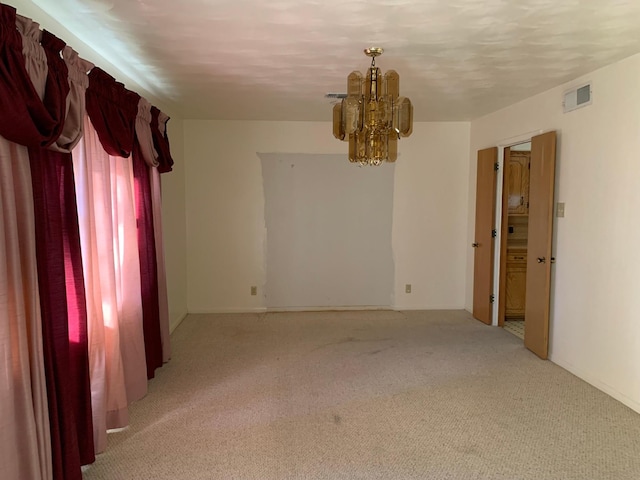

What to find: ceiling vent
left=325, top=93, right=347, bottom=105
left=563, top=83, right=592, bottom=113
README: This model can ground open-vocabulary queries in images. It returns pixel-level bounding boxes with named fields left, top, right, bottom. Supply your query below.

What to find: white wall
left=393, top=123, right=471, bottom=309
left=184, top=121, right=470, bottom=313
left=467, top=53, right=640, bottom=413
left=162, top=119, right=188, bottom=331
left=261, top=153, right=395, bottom=309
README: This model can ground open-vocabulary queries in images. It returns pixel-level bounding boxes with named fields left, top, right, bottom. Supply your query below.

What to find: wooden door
left=524, top=131, right=557, bottom=359
left=472, top=147, right=498, bottom=325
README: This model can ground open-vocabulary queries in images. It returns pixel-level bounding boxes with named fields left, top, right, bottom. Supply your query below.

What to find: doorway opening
left=500, top=142, right=531, bottom=340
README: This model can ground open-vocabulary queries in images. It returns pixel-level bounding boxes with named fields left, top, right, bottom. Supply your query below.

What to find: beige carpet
left=82, top=310, right=640, bottom=479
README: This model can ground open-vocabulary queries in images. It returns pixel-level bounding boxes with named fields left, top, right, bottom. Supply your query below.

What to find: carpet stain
left=230, top=328, right=252, bottom=339
left=364, top=346, right=395, bottom=356
left=457, top=445, right=480, bottom=457
left=313, top=337, right=393, bottom=352
left=333, top=414, right=342, bottom=425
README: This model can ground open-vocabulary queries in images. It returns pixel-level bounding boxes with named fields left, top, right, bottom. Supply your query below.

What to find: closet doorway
left=500, top=143, right=530, bottom=340
left=472, top=131, right=557, bottom=359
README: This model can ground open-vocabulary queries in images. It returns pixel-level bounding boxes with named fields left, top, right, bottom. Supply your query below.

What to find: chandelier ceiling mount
left=364, top=47, right=384, bottom=58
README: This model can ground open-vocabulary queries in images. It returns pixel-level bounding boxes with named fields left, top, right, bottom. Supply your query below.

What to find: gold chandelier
left=332, top=48, right=413, bottom=166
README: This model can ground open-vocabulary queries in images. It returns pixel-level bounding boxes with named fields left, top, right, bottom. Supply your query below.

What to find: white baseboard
left=186, top=306, right=469, bottom=315
left=550, top=354, right=640, bottom=415
left=185, top=306, right=473, bottom=316
left=188, top=306, right=392, bottom=314
left=266, top=305, right=392, bottom=312
left=265, top=306, right=467, bottom=312
left=187, top=307, right=268, bottom=314
left=392, top=305, right=467, bottom=311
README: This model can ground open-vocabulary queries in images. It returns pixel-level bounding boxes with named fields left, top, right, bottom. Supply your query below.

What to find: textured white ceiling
left=30, top=0, right=640, bottom=121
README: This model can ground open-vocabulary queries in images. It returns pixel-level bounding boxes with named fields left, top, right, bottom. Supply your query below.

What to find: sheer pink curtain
left=86, top=68, right=164, bottom=379
left=0, top=141, right=52, bottom=480
left=73, top=115, right=148, bottom=453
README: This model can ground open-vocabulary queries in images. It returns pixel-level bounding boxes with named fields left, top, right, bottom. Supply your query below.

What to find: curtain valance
left=0, top=5, right=65, bottom=147
left=86, top=67, right=140, bottom=158
left=1, top=3, right=174, bottom=165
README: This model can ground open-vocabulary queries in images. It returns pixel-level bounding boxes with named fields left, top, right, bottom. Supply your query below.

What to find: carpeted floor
left=82, top=310, right=640, bottom=479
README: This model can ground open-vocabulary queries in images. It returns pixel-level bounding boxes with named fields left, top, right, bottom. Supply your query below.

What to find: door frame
left=490, top=130, right=547, bottom=327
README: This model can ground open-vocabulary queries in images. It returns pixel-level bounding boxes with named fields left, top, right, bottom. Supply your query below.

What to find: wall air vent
left=563, top=83, right=592, bottom=113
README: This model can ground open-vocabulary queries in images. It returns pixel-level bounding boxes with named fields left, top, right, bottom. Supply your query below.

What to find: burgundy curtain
left=29, top=148, right=95, bottom=478
left=1, top=6, right=94, bottom=479
left=28, top=30, right=95, bottom=479
left=86, top=69, right=164, bottom=379
left=132, top=141, right=164, bottom=377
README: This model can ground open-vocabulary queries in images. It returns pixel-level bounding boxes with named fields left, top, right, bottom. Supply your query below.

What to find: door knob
left=472, top=242, right=479, bottom=248
left=537, top=257, right=546, bottom=263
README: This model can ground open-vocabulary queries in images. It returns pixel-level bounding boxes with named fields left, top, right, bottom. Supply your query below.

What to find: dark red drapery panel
left=150, top=106, right=174, bottom=173
left=29, top=148, right=95, bottom=479
left=27, top=29, right=95, bottom=480
left=86, top=72, right=163, bottom=379
left=133, top=140, right=163, bottom=378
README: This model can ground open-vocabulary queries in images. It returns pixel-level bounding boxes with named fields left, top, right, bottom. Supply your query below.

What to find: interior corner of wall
left=170, top=312, right=188, bottom=334
left=259, top=152, right=268, bottom=308
left=390, top=238, right=398, bottom=309
left=261, top=223, right=268, bottom=307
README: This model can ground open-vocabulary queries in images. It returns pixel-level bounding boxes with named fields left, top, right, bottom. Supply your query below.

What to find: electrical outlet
left=405, top=284, right=411, bottom=294
left=250, top=286, right=257, bottom=296
left=557, top=202, right=565, bottom=218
